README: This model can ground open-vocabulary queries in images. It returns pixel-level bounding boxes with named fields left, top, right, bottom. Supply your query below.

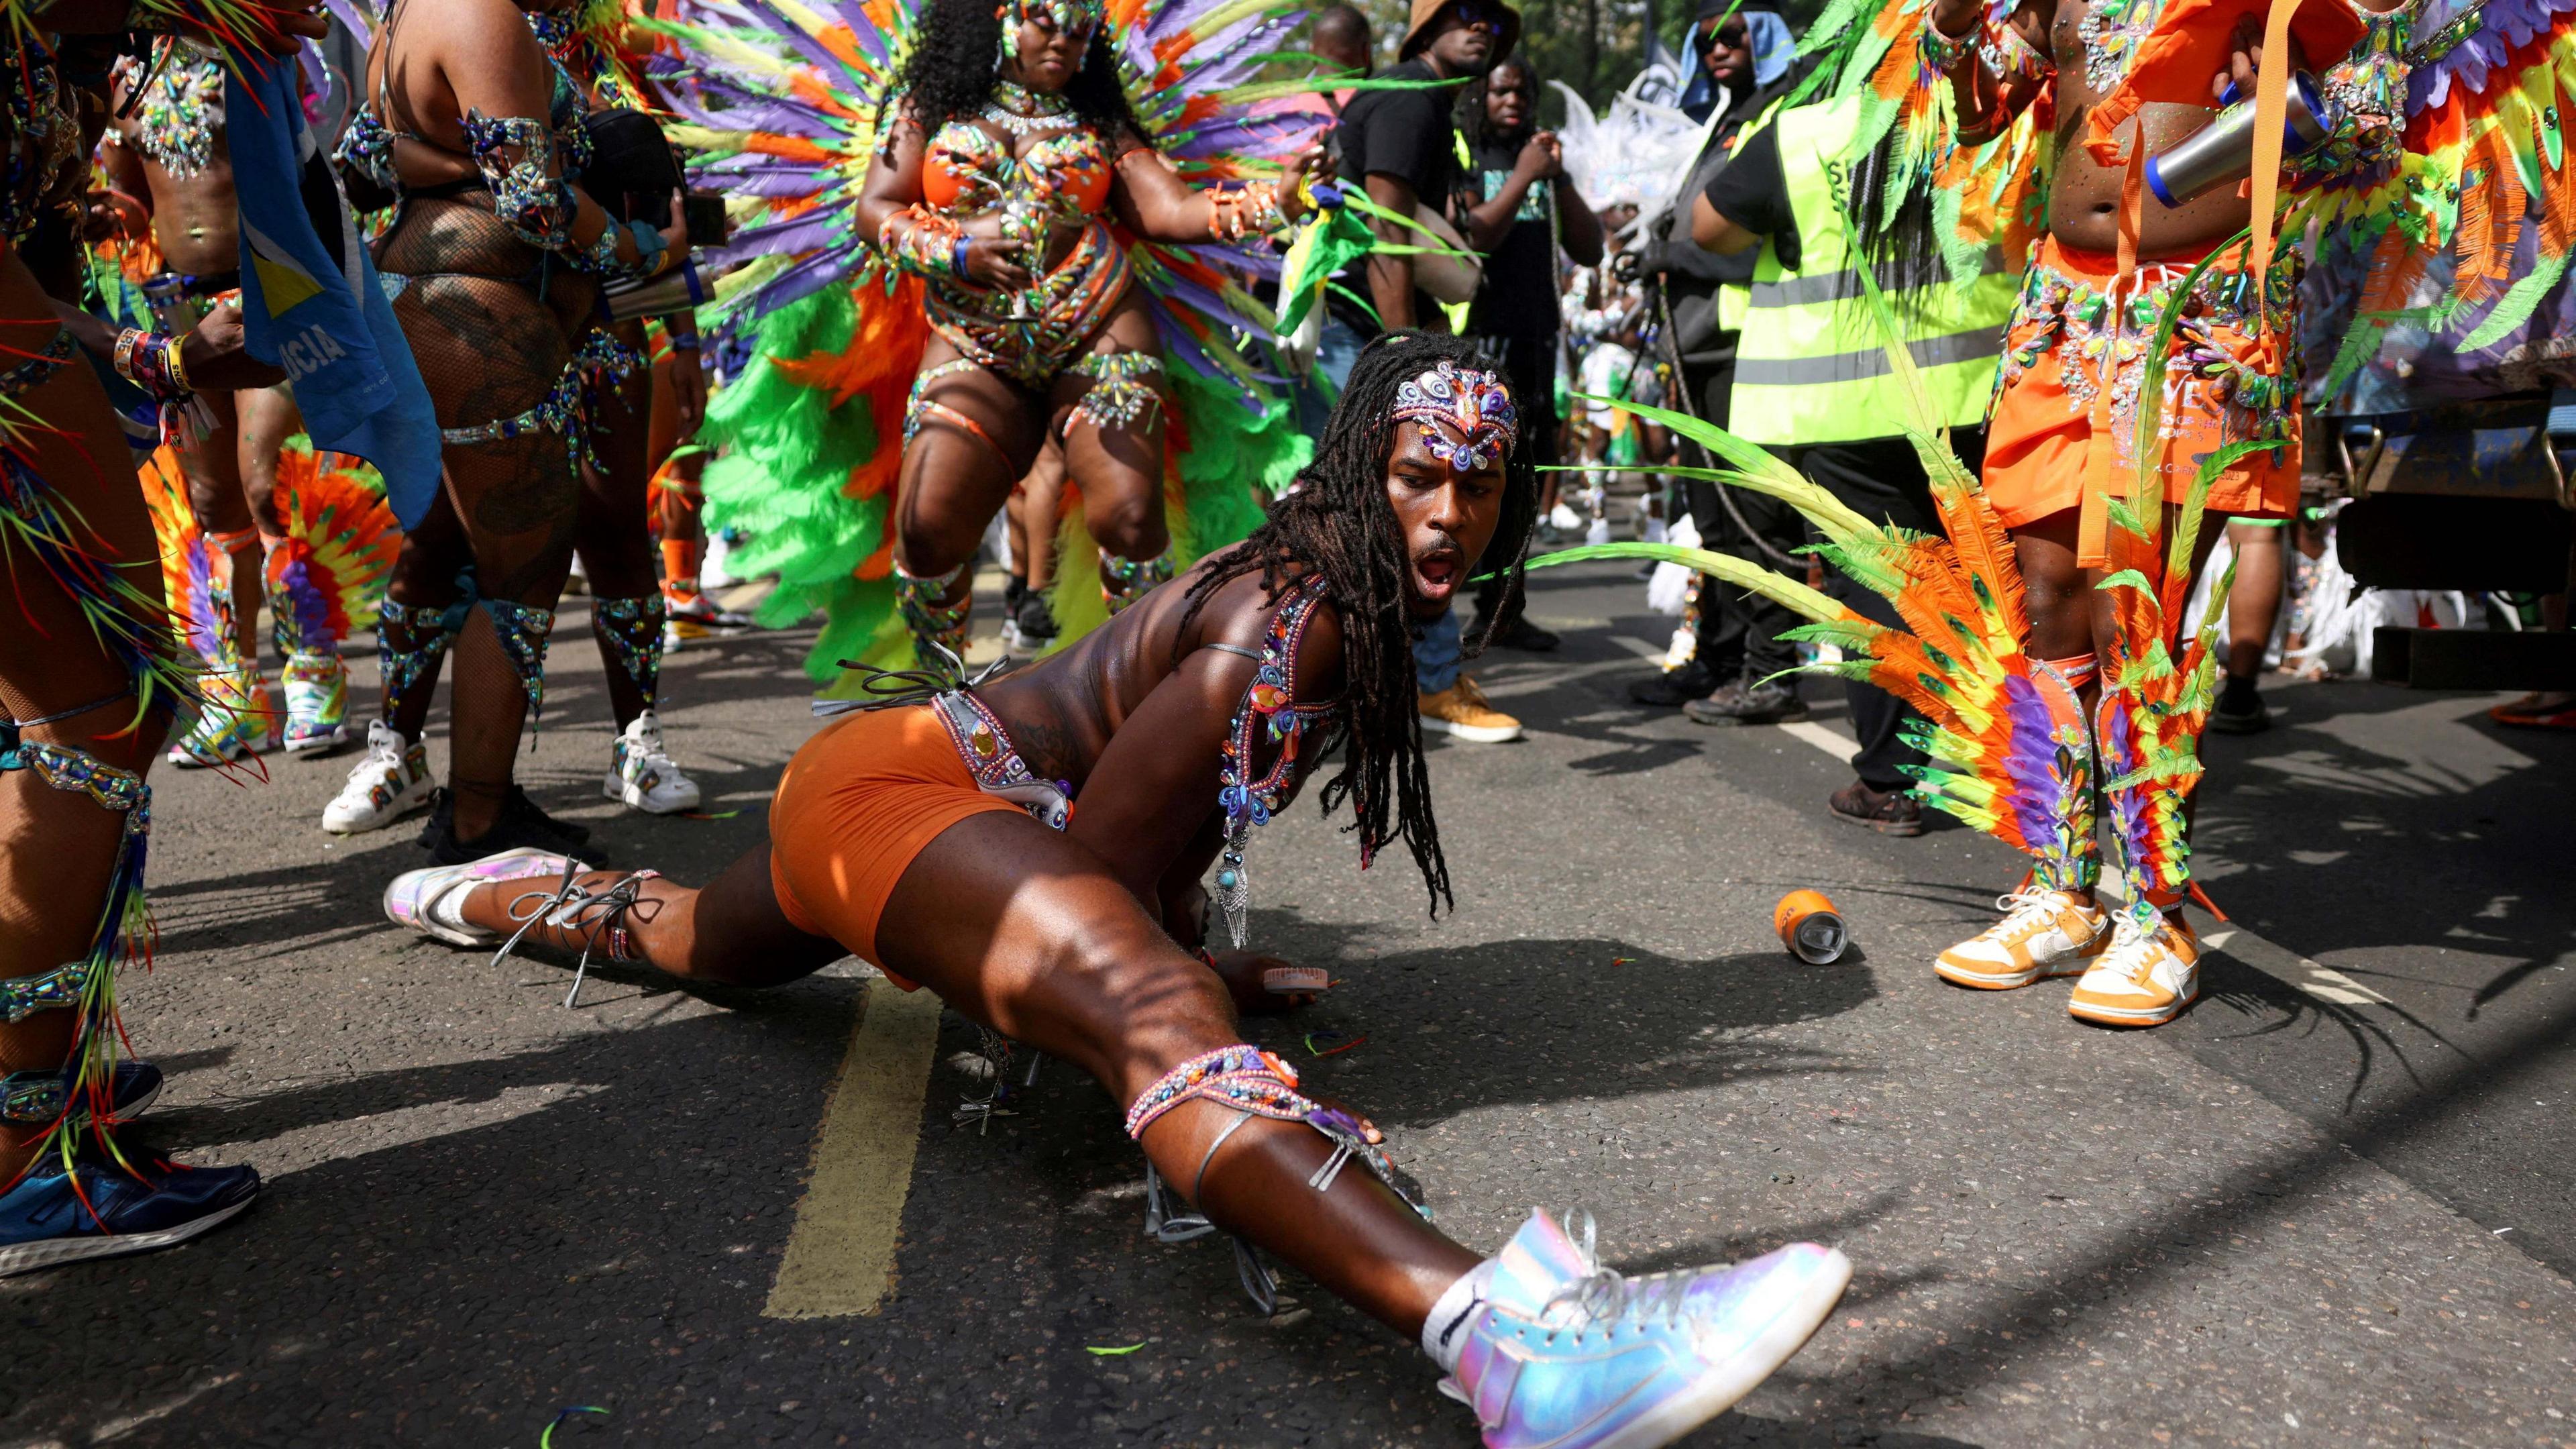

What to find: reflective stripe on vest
left=1727, top=97, right=2018, bottom=448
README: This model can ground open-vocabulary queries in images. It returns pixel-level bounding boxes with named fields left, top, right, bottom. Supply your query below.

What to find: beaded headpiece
left=999, top=0, right=1104, bottom=61
left=1391, top=361, right=1518, bottom=474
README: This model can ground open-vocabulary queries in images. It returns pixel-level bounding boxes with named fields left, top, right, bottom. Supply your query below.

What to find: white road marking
left=1780, top=720, right=1859, bottom=763
left=764, top=979, right=944, bottom=1319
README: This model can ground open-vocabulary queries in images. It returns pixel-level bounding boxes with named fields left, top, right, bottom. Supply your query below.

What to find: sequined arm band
left=877, top=205, right=966, bottom=280
left=460, top=111, right=580, bottom=254
left=1980, top=20, right=2054, bottom=83
left=1918, top=9, right=1981, bottom=74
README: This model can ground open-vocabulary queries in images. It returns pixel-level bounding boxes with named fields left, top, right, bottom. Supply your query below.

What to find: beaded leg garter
left=1065, top=352, right=1164, bottom=434
left=904, top=358, right=1010, bottom=468
left=376, top=600, right=458, bottom=730
left=1126, top=1044, right=1428, bottom=1313
left=893, top=559, right=971, bottom=672
left=1097, top=547, right=1173, bottom=615
left=478, top=599, right=558, bottom=729
left=0, top=700, right=155, bottom=1182
left=590, top=596, right=667, bottom=713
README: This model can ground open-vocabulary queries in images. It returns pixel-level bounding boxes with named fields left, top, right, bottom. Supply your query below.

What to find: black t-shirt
left=1461, top=139, right=1560, bottom=339
left=1701, top=122, right=1801, bottom=272
left=1328, top=58, right=1460, bottom=335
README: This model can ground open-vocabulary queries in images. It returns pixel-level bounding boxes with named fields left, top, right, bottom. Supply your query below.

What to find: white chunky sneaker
left=604, top=710, right=701, bottom=814
left=1933, top=887, right=2111, bottom=990
left=2067, top=910, right=2202, bottom=1027
left=321, top=719, right=435, bottom=834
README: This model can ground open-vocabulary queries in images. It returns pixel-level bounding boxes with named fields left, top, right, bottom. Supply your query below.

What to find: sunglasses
left=1449, top=1, right=1507, bottom=36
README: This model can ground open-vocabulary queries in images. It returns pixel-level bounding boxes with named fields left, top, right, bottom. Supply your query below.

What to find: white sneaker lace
left=1988, top=888, right=2066, bottom=940
left=2093, top=911, right=2157, bottom=983
left=624, top=722, right=685, bottom=785
left=1539, top=1212, right=1695, bottom=1334
left=341, top=733, right=402, bottom=798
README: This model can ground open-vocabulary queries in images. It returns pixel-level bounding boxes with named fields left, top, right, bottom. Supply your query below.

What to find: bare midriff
left=2035, top=0, right=2248, bottom=256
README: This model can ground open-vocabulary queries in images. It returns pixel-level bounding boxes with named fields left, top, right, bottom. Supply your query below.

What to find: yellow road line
left=763, top=978, right=943, bottom=1319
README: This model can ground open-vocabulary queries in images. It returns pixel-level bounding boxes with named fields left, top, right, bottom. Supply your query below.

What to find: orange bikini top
left=920, top=120, right=1115, bottom=221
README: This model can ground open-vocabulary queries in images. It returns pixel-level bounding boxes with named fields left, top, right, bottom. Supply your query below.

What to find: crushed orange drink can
left=1773, top=890, right=1849, bottom=964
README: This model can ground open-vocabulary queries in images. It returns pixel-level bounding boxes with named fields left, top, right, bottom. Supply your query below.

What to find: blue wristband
left=627, top=218, right=667, bottom=271
left=953, top=235, right=973, bottom=276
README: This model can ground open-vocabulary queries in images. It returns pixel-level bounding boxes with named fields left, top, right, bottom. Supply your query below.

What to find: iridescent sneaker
left=1444, top=1210, right=1851, bottom=1449
left=321, top=719, right=435, bottom=834
left=0, top=1150, right=260, bottom=1277
left=384, top=845, right=586, bottom=947
left=280, top=651, right=352, bottom=755
left=605, top=710, right=702, bottom=814
left=168, top=665, right=274, bottom=767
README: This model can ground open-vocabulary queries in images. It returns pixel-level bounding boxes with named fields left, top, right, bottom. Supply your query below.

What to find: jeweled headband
left=1011, top=0, right=1104, bottom=38
left=1391, top=360, right=1518, bottom=474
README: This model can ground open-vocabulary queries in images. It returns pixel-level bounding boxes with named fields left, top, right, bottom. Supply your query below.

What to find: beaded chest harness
left=1212, top=576, right=1341, bottom=948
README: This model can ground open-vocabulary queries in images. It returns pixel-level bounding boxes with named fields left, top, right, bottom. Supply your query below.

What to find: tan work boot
left=1417, top=675, right=1523, bottom=743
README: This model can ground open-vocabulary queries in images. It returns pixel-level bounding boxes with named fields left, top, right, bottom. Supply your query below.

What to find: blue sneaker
left=1445, top=1211, right=1851, bottom=1449
left=0, top=1153, right=260, bottom=1277
left=1, top=1061, right=164, bottom=1127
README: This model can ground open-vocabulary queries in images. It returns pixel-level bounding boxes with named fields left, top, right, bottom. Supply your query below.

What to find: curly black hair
left=898, top=0, right=1150, bottom=146
left=1179, top=331, right=1540, bottom=920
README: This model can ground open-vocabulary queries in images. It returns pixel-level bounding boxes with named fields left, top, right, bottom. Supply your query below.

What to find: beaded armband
left=1980, top=20, right=2055, bottom=83
left=1206, top=183, right=1288, bottom=243
left=1918, top=10, right=1980, bottom=74
left=878, top=205, right=967, bottom=280
left=460, top=111, right=580, bottom=253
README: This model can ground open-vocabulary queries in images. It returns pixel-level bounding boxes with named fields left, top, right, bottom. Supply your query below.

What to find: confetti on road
left=1087, top=1344, right=1144, bottom=1356
left=1305, top=1030, right=1368, bottom=1058
left=682, top=809, right=745, bottom=820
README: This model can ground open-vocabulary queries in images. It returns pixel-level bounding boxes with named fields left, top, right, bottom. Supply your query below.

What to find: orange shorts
left=1982, top=235, right=2303, bottom=535
left=767, top=704, right=1024, bottom=978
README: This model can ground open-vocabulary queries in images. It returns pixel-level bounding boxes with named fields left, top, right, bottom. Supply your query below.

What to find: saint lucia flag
left=226, top=54, right=442, bottom=528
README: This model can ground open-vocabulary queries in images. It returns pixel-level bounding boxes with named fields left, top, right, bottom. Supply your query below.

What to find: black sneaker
left=1629, top=658, right=1719, bottom=708
left=1827, top=779, right=1924, bottom=836
left=2209, top=676, right=2270, bottom=734
left=418, top=786, right=594, bottom=862
left=1684, top=678, right=1809, bottom=726
left=1013, top=590, right=1059, bottom=651
left=1480, top=614, right=1561, bottom=652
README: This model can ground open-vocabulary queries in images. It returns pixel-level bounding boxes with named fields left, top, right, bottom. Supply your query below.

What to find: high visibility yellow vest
left=1728, top=98, right=2017, bottom=448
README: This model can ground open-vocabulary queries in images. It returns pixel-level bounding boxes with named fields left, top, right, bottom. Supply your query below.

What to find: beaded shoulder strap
left=1211, top=576, right=1338, bottom=948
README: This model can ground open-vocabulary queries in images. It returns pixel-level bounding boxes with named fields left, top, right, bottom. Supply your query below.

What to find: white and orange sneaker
left=1934, top=888, right=2112, bottom=990
left=2067, top=911, right=2201, bottom=1027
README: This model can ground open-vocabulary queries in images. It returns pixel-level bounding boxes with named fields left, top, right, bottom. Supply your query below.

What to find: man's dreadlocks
left=1180, top=332, right=1539, bottom=919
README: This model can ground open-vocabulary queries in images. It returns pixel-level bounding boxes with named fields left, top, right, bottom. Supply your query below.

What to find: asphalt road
left=2, top=561, right=2570, bottom=1448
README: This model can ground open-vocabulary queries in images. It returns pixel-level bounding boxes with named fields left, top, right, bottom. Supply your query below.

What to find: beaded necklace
left=1212, top=576, right=1342, bottom=948
left=983, top=77, right=1075, bottom=137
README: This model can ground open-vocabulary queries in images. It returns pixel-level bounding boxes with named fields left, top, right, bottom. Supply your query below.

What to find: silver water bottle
left=2143, top=72, right=2331, bottom=209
